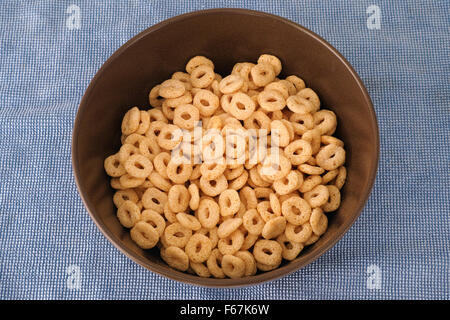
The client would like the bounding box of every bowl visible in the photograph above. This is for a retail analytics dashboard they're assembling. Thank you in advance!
[72,8,379,287]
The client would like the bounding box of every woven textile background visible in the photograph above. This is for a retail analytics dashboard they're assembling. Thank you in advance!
[0,0,448,300]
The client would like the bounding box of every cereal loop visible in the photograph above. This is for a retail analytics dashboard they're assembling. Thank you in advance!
[281,196,311,225]
[222,255,246,279]
[253,239,282,266]
[185,233,213,263]
[130,221,159,249]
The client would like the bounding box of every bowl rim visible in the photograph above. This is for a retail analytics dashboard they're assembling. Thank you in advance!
[72,8,380,288]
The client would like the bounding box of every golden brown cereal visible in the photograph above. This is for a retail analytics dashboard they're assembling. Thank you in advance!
[242,208,265,235]
[228,170,249,190]
[200,161,227,180]
[173,104,200,130]
[197,198,220,229]
[251,62,276,87]
[121,107,140,135]
[193,89,220,117]
[322,168,339,184]
[104,154,126,177]
[271,120,290,147]
[118,143,140,163]
[262,216,287,239]
[304,233,320,246]
[313,110,337,135]
[235,250,257,276]
[276,233,304,260]
[273,170,299,195]
[290,113,314,135]
[166,161,193,184]
[269,193,281,216]
[186,56,214,74]
[142,187,167,213]
[148,171,172,192]
[188,183,200,211]
[253,239,282,266]
[218,189,241,217]
[299,175,322,193]
[322,185,341,212]
[240,230,258,251]
[161,246,189,272]
[218,218,243,239]
[139,137,161,161]
[316,144,346,171]
[176,212,201,231]
[196,227,219,248]
[140,209,166,236]
[149,85,164,108]
[228,92,256,120]
[218,229,244,255]
[117,200,141,228]
[168,184,190,213]
[281,196,311,225]
[302,128,321,155]
[334,166,347,189]
[190,262,211,278]
[286,75,306,91]
[321,135,344,148]
[222,255,246,278]
[285,222,313,243]
[199,174,228,197]
[298,163,325,175]
[219,74,244,94]
[130,221,159,249]
[257,89,285,112]
[157,124,183,150]
[206,248,225,278]
[286,95,314,114]
[113,189,139,208]
[185,233,212,263]
[297,88,320,111]
[304,184,330,208]
[310,207,328,236]
[190,65,215,88]
[172,71,192,90]
[258,54,282,76]
[163,222,192,248]
[159,79,186,99]
[124,154,153,179]
[240,186,257,209]
[145,120,166,141]
[119,174,145,189]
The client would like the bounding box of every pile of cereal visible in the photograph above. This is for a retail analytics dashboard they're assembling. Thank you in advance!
[104,54,347,278]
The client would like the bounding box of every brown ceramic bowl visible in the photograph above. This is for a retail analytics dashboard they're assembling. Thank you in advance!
[72,8,379,287]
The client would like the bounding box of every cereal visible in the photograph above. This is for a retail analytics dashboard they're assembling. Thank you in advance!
[105,53,347,278]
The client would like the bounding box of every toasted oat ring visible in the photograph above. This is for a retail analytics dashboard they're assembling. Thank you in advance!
[314,110,337,135]
[249,167,271,187]
[299,175,323,193]
[136,111,150,135]
[206,248,225,278]
[117,200,141,228]
[334,166,347,189]
[322,185,341,212]
[121,107,140,135]
[258,54,282,75]
[139,137,161,162]
[163,222,192,248]
[159,79,185,99]
[188,184,200,211]
[251,62,276,87]
[186,56,214,74]
[270,120,290,147]
[240,186,257,210]
[119,174,145,189]
[253,239,282,266]
[199,174,228,197]
[304,185,330,208]
[218,189,241,217]
[185,233,212,263]
[265,81,289,99]
[228,170,248,190]
[298,163,325,175]
[113,189,139,208]
[257,200,280,222]
[145,120,166,141]
[173,104,200,130]
[256,262,280,271]
[148,85,164,108]
[193,89,220,117]
[190,262,211,278]
[286,95,315,114]
[200,161,227,180]
[285,222,313,244]
[259,153,291,181]
[118,143,140,163]
[197,198,220,229]
[172,71,192,90]
[268,193,281,216]
[146,172,170,191]
[273,170,299,196]
[124,133,146,150]
[262,216,287,240]
[321,135,344,147]
[276,233,304,260]
[104,154,126,177]
[257,89,286,112]
[286,75,306,92]
[302,128,321,155]
[281,119,295,141]
[228,92,256,120]
[166,161,193,184]
[224,165,244,180]
[110,178,125,190]
[322,168,339,184]
[243,110,271,133]
[161,246,189,272]
[316,144,346,171]
[140,209,166,236]
[163,91,193,116]
[221,255,246,279]
[219,74,244,94]
[196,227,219,248]
[235,251,257,276]
[168,184,190,213]
[218,218,243,239]
[281,196,311,225]
[176,212,201,231]
[147,108,168,124]
[242,209,265,235]
[190,65,215,88]
[124,154,153,179]
[218,229,244,255]
[254,187,273,201]
[142,187,167,213]
[152,152,170,179]
[304,233,320,246]
[157,124,183,150]
[130,221,159,249]
[240,228,258,250]
[297,88,320,111]
[310,207,328,236]
[290,113,314,135]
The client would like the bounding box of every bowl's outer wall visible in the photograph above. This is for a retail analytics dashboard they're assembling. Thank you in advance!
[73,9,379,287]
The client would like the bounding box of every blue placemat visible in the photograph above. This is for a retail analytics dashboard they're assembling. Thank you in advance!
[0,0,448,300]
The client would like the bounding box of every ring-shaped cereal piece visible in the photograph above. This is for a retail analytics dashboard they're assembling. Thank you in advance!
[218,229,244,255]
[157,124,183,150]
[265,81,289,99]
[297,88,320,111]
[243,110,271,133]
[304,233,320,246]
[240,230,258,251]
[119,174,145,189]
[219,74,244,94]
[224,165,244,180]
[139,137,161,162]
[258,54,282,76]
[190,65,215,88]
[148,108,168,123]
[168,184,190,213]
[196,227,219,248]
[299,175,322,193]
[313,109,337,135]
[124,154,153,179]
[316,143,346,171]
[161,246,189,272]
[185,233,213,263]
[262,216,287,239]
[228,92,256,120]
[242,209,265,235]
[322,185,341,212]
[121,107,140,135]
[304,185,330,208]
[322,168,339,184]
[163,222,192,248]
[290,113,314,135]
[172,71,192,90]
[197,198,220,229]
[190,262,211,278]
[104,154,126,177]
[286,75,306,92]
[118,143,140,163]
[148,85,164,108]
[281,196,311,225]
[217,218,243,239]
[176,212,201,231]
[140,209,166,236]
[239,186,257,210]
[145,120,166,141]
[276,233,304,260]
[310,207,328,236]
[251,62,276,87]
[218,189,241,217]
[268,193,281,216]
[259,153,291,181]
[130,221,159,249]
[302,128,321,155]
[285,222,313,244]
[193,89,220,117]
[186,56,214,74]
[228,170,249,190]
[200,161,227,180]
[235,251,257,276]
[206,248,225,278]
[117,200,141,228]
[136,111,150,135]
[173,104,200,130]
[252,239,282,266]
[286,95,315,114]
[142,187,168,213]
[257,89,286,112]
[152,152,170,179]
[199,174,228,197]
[113,189,139,208]
[166,160,193,184]
[321,135,344,148]
[270,120,290,147]
[257,200,280,222]
[110,178,125,190]
[273,170,299,195]
[188,184,200,211]
[298,163,325,175]
[221,255,246,279]
[281,119,295,141]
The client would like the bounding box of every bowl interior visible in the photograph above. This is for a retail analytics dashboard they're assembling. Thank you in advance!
[72,9,378,287]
